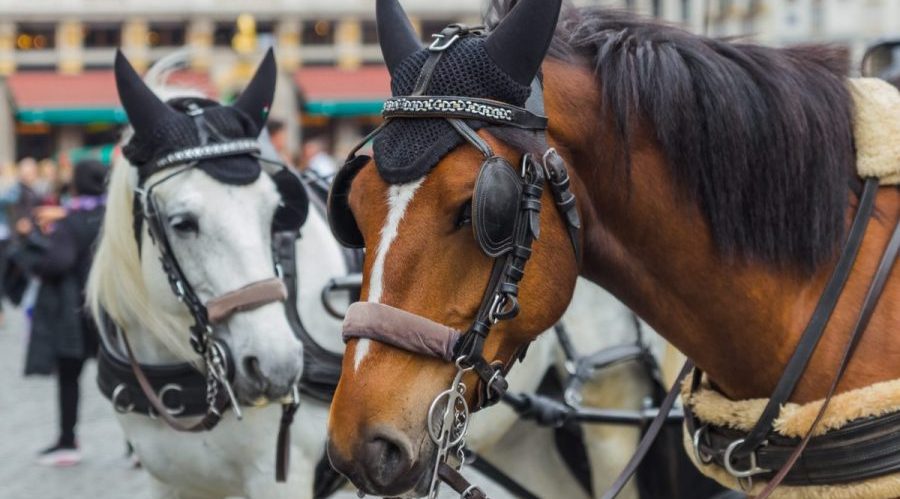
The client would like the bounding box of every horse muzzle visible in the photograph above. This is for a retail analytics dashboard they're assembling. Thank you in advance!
[328,426,434,498]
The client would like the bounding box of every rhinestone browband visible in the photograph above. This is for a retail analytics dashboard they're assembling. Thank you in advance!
[382,96,548,130]
[155,139,262,168]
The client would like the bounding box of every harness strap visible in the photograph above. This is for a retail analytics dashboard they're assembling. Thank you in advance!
[205,277,288,324]
[121,332,229,432]
[438,462,488,499]
[756,196,900,497]
[600,360,694,499]
[733,177,880,459]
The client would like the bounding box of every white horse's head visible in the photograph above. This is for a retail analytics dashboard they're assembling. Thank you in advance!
[88,50,303,404]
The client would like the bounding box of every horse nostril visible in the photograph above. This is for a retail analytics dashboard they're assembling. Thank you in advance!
[364,435,414,489]
[242,356,268,390]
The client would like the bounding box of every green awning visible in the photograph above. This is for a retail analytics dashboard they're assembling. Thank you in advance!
[303,100,384,117]
[17,99,384,125]
[16,107,129,125]
[61,144,117,166]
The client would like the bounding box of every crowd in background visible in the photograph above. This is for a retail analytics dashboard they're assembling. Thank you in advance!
[1,154,108,467]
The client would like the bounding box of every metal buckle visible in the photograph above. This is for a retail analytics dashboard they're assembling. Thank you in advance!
[112,384,135,414]
[692,426,714,464]
[429,33,460,52]
[723,438,770,490]
[487,294,505,324]
[461,485,480,499]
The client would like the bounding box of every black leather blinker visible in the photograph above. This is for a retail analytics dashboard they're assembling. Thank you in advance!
[472,156,523,257]
[327,155,370,248]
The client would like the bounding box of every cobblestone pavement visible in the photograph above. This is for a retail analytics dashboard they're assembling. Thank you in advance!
[0,308,152,499]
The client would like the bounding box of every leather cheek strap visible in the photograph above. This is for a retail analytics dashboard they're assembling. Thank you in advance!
[206,277,288,324]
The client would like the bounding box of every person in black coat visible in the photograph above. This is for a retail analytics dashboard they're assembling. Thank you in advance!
[16,159,107,466]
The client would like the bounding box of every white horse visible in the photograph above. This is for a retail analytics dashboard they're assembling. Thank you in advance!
[87,51,658,499]
[86,51,349,499]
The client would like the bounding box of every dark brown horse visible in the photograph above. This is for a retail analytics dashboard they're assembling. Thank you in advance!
[326,0,900,496]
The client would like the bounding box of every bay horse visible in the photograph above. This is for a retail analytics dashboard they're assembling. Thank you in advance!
[324,0,900,497]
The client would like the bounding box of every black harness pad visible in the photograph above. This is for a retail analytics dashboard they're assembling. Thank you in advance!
[327,155,370,248]
[473,156,522,257]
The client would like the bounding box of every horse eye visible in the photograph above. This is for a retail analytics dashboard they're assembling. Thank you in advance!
[456,201,472,229]
[169,214,199,234]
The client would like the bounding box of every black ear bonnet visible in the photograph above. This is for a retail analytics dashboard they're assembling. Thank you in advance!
[122,98,263,186]
[373,37,532,184]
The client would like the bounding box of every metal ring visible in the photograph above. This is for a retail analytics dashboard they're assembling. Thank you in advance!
[723,438,770,479]
[112,384,135,414]
[692,426,714,465]
[158,384,185,416]
[427,389,470,446]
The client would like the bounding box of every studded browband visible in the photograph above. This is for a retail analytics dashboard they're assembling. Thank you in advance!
[382,96,548,129]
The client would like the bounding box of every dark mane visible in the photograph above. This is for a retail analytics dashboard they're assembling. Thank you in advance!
[487,1,856,272]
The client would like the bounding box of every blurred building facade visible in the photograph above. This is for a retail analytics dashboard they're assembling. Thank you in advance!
[0,0,896,163]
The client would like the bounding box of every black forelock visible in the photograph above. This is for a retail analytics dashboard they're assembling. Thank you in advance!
[123,97,263,186]
[373,36,532,184]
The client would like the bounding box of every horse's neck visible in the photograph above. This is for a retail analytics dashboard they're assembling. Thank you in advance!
[545,60,900,403]
[294,209,347,354]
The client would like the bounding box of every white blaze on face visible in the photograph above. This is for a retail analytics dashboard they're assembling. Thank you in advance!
[354,179,425,371]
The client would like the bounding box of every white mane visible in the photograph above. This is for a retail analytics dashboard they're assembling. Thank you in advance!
[86,51,207,362]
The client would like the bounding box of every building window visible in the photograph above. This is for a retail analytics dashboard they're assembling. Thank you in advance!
[362,20,379,45]
[16,23,55,50]
[302,20,334,45]
[84,23,121,48]
[149,22,187,47]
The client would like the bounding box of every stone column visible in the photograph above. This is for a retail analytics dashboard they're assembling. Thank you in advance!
[0,78,15,163]
[276,19,301,72]
[335,18,362,71]
[57,20,84,75]
[121,19,150,72]
[187,18,213,71]
[0,22,15,76]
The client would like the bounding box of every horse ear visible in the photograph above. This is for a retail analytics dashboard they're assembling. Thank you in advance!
[377,0,421,73]
[114,50,177,137]
[485,0,562,85]
[232,48,277,133]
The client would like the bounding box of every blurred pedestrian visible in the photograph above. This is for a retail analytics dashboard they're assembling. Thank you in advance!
[14,159,107,467]
[0,162,20,323]
[266,118,292,166]
[301,137,337,178]
[36,158,60,202]
[11,158,42,234]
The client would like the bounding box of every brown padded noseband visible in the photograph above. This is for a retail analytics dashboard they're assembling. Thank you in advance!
[206,277,288,324]
[343,302,462,362]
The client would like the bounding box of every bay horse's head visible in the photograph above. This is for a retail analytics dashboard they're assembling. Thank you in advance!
[92,50,308,405]
[325,0,579,495]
